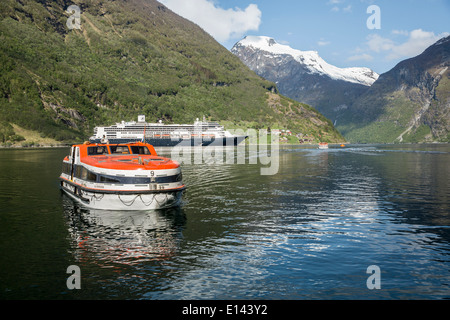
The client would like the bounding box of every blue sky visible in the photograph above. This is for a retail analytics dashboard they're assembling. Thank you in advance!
[160,0,449,74]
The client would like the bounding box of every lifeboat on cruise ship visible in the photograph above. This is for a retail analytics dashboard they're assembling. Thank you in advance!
[59,142,185,210]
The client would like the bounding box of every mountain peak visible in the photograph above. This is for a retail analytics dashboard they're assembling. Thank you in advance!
[233,36,379,86]
[433,35,450,47]
[237,35,319,58]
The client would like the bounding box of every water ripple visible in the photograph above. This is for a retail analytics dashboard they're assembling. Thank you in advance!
[1,145,449,299]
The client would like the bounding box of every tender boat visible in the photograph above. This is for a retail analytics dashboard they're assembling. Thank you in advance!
[318,142,329,149]
[59,141,185,210]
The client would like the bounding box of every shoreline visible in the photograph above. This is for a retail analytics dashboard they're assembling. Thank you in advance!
[1,141,448,150]
[0,143,73,149]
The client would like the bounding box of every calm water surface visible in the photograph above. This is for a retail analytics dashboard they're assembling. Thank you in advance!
[0,144,449,299]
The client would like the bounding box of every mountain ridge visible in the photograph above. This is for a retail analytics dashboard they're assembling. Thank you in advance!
[338,35,450,143]
[231,36,379,130]
[0,0,344,144]
[232,36,379,86]
[232,34,450,143]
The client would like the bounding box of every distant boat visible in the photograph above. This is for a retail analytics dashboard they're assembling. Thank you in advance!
[318,142,329,149]
[89,115,247,147]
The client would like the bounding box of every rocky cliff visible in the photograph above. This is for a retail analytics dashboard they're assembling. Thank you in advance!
[231,36,379,126]
[232,35,450,143]
[338,36,450,143]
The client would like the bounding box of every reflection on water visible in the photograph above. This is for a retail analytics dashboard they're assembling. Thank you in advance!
[0,145,449,299]
[62,195,187,267]
[139,145,450,299]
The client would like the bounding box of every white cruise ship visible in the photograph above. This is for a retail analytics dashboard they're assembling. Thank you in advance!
[89,115,247,147]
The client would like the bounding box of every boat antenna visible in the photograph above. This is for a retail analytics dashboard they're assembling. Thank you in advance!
[143,121,146,143]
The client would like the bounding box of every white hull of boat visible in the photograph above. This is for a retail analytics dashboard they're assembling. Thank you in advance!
[61,181,183,211]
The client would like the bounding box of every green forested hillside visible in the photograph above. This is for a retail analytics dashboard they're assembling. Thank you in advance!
[0,0,344,144]
[336,36,450,143]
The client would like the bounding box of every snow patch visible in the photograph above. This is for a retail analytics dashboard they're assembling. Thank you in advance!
[235,36,379,86]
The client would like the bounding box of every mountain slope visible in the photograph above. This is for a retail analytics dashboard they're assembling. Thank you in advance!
[338,36,450,143]
[0,0,344,144]
[233,36,378,86]
[231,36,379,123]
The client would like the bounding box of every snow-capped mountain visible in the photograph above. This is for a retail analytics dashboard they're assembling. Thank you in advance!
[232,36,378,86]
[231,36,379,125]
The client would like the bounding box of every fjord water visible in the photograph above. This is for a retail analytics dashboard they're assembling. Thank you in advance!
[0,144,449,300]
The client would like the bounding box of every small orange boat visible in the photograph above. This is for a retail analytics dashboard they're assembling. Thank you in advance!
[59,141,185,210]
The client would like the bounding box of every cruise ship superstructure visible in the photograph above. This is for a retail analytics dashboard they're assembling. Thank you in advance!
[89,115,247,147]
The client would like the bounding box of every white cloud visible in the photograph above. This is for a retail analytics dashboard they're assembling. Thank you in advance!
[159,0,261,43]
[317,40,331,46]
[391,30,409,36]
[366,29,449,60]
[387,29,449,60]
[366,34,394,53]
[343,5,352,12]
[327,0,352,13]
[347,53,373,62]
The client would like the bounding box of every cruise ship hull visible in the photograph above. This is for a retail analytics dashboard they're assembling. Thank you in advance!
[90,136,247,147]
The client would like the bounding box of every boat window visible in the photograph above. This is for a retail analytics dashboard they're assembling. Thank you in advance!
[61,162,71,175]
[99,175,120,183]
[130,146,151,155]
[109,146,130,154]
[155,173,183,183]
[81,167,88,180]
[87,171,97,182]
[74,165,81,178]
[88,146,109,155]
